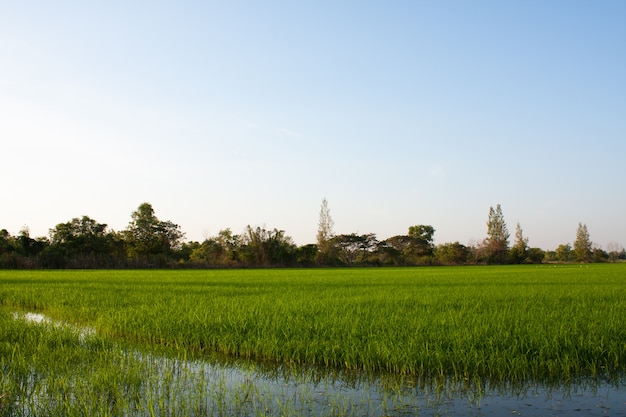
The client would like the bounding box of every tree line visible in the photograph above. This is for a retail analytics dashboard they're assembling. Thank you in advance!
[0,201,624,269]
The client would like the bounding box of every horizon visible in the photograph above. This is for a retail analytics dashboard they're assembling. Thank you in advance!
[1,200,621,253]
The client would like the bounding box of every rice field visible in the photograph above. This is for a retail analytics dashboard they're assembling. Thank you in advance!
[1,265,625,415]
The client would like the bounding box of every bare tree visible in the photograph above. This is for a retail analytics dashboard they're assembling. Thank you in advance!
[607,241,625,262]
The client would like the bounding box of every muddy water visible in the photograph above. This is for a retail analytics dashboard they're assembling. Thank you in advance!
[12,312,626,416]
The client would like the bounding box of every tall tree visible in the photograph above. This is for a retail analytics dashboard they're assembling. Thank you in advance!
[509,222,528,263]
[124,202,184,264]
[485,204,509,264]
[573,223,592,262]
[316,198,335,264]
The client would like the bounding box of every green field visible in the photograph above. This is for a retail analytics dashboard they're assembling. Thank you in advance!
[1,265,626,415]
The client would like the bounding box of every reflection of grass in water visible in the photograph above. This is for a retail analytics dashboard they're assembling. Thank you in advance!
[1,310,625,416]
[2,311,425,416]
[0,311,485,416]
[1,311,144,415]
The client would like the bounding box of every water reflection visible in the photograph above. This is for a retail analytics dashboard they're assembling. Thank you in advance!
[141,349,626,417]
[11,311,626,416]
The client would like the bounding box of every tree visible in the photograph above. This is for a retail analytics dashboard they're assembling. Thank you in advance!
[331,233,378,265]
[382,225,436,265]
[0,229,19,268]
[316,198,335,265]
[189,239,221,265]
[46,216,113,267]
[573,223,592,263]
[0,229,12,256]
[375,239,404,266]
[435,242,470,265]
[124,203,185,265]
[0,227,49,268]
[16,226,47,258]
[407,225,436,257]
[509,223,528,263]
[216,228,243,265]
[555,243,572,262]
[526,247,545,264]
[592,246,609,263]
[606,242,625,262]
[296,244,318,266]
[189,228,243,266]
[379,235,414,266]
[485,204,509,264]
[241,225,296,267]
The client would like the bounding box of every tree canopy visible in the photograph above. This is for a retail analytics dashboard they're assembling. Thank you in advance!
[0,201,621,269]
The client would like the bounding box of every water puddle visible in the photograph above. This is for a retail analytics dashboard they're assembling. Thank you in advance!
[10,311,626,416]
[12,311,96,341]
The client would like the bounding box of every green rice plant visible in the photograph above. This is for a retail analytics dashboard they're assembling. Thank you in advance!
[1,265,625,391]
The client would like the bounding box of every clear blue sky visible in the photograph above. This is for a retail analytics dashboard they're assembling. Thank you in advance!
[1,1,625,250]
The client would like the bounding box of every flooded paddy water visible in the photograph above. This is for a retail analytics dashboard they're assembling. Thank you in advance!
[5,311,626,416]
[135,355,626,417]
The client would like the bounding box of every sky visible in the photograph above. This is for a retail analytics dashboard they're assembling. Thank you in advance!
[1,1,625,251]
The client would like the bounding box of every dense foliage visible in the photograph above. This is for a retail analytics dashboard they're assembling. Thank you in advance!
[0,202,624,268]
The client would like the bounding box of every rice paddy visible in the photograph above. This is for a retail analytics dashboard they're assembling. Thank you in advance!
[1,265,625,415]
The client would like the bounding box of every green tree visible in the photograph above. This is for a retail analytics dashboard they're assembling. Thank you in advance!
[189,228,243,266]
[216,228,243,265]
[332,233,378,265]
[296,244,318,266]
[555,243,572,262]
[526,247,545,264]
[382,225,436,265]
[2,227,49,268]
[485,204,509,264]
[435,242,470,265]
[379,235,414,266]
[189,239,222,265]
[178,241,201,262]
[592,246,609,263]
[17,227,48,257]
[407,225,436,257]
[124,202,184,265]
[46,216,113,267]
[241,225,296,267]
[0,229,19,268]
[573,223,592,263]
[374,239,404,266]
[509,222,528,263]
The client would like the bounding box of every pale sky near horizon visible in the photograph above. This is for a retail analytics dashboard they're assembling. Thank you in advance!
[1,1,625,251]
